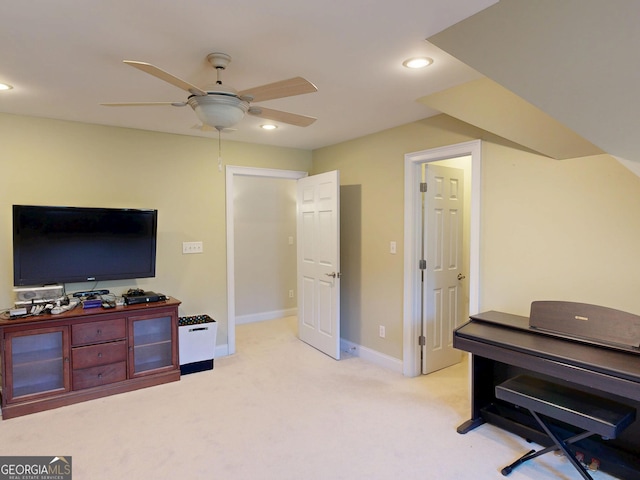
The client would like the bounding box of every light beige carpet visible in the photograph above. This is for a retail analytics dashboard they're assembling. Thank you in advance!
[0,316,617,479]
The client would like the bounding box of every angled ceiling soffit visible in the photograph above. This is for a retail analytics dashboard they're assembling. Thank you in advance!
[418,78,604,160]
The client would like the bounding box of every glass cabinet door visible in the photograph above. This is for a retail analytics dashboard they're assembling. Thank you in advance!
[6,327,70,402]
[129,315,175,376]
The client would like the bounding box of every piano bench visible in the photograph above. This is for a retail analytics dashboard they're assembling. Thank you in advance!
[495,375,636,480]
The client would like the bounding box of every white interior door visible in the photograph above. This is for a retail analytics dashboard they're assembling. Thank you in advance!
[422,164,464,373]
[297,170,340,359]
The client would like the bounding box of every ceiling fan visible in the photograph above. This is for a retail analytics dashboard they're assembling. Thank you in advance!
[102,52,318,131]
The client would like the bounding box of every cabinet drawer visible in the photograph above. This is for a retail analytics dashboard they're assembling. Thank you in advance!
[72,319,126,345]
[72,340,127,369]
[72,361,127,390]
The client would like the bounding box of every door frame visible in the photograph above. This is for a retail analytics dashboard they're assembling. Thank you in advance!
[403,140,482,376]
[225,166,307,355]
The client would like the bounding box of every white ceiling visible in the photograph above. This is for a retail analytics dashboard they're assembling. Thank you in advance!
[0,0,496,150]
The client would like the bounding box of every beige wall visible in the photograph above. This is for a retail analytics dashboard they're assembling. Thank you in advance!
[233,176,297,319]
[312,116,486,359]
[5,112,640,362]
[0,113,312,347]
[313,114,640,359]
[480,140,640,314]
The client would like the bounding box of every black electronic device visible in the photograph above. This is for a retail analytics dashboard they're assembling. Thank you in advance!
[82,299,103,309]
[123,291,167,305]
[13,205,157,286]
[126,288,145,296]
[73,289,110,298]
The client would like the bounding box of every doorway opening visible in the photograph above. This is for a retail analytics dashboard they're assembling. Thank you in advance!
[225,166,307,355]
[403,140,482,377]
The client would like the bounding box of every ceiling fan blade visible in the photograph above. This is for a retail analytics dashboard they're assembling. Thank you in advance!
[238,77,317,102]
[123,61,207,96]
[101,102,187,107]
[248,106,316,127]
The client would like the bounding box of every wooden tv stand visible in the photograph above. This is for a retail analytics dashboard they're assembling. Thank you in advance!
[0,297,181,420]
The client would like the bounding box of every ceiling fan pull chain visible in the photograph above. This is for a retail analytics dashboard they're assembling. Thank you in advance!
[217,128,223,172]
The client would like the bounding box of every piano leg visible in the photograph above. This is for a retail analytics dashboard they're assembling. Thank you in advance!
[457,417,486,434]
[457,354,495,434]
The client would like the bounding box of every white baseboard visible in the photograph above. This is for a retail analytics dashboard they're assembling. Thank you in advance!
[215,344,229,359]
[340,339,403,374]
[235,308,298,325]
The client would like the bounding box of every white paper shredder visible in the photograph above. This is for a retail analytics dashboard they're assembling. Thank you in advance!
[178,315,217,375]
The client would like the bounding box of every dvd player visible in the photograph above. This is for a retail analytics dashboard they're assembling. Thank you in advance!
[123,291,167,305]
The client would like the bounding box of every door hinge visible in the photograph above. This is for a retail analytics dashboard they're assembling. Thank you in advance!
[419,259,426,270]
[418,335,426,346]
[419,182,428,193]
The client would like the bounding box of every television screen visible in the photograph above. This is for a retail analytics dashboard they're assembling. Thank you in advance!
[13,205,158,286]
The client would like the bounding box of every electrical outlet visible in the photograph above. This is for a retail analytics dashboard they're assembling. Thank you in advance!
[379,325,386,338]
[289,290,294,298]
[390,241,397,254]
[182,241,203,254]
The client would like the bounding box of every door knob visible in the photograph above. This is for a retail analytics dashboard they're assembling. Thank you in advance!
[457,273,466,280]
[325,272,342,278]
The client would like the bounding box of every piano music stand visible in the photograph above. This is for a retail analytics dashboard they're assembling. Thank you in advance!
[495,375,636,479]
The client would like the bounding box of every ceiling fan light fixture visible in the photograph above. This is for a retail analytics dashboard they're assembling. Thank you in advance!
[105,52,318,130]
[187,95,249,129]
[402,57,433,69]
[260,124,277,130]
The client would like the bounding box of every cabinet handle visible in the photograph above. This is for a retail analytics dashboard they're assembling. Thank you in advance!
[98,373,103,379]
[97,352,103,358]
[97,329,102,335]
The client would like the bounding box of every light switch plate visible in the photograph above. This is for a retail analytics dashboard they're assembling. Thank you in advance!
[183,241,203,254]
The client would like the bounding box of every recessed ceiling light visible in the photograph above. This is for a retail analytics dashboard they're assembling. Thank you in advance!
[0,83,13,91]
[402,57,433,69]
[260,124,277,130]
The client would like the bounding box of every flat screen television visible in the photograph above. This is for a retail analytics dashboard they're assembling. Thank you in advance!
[13,205,158,286]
